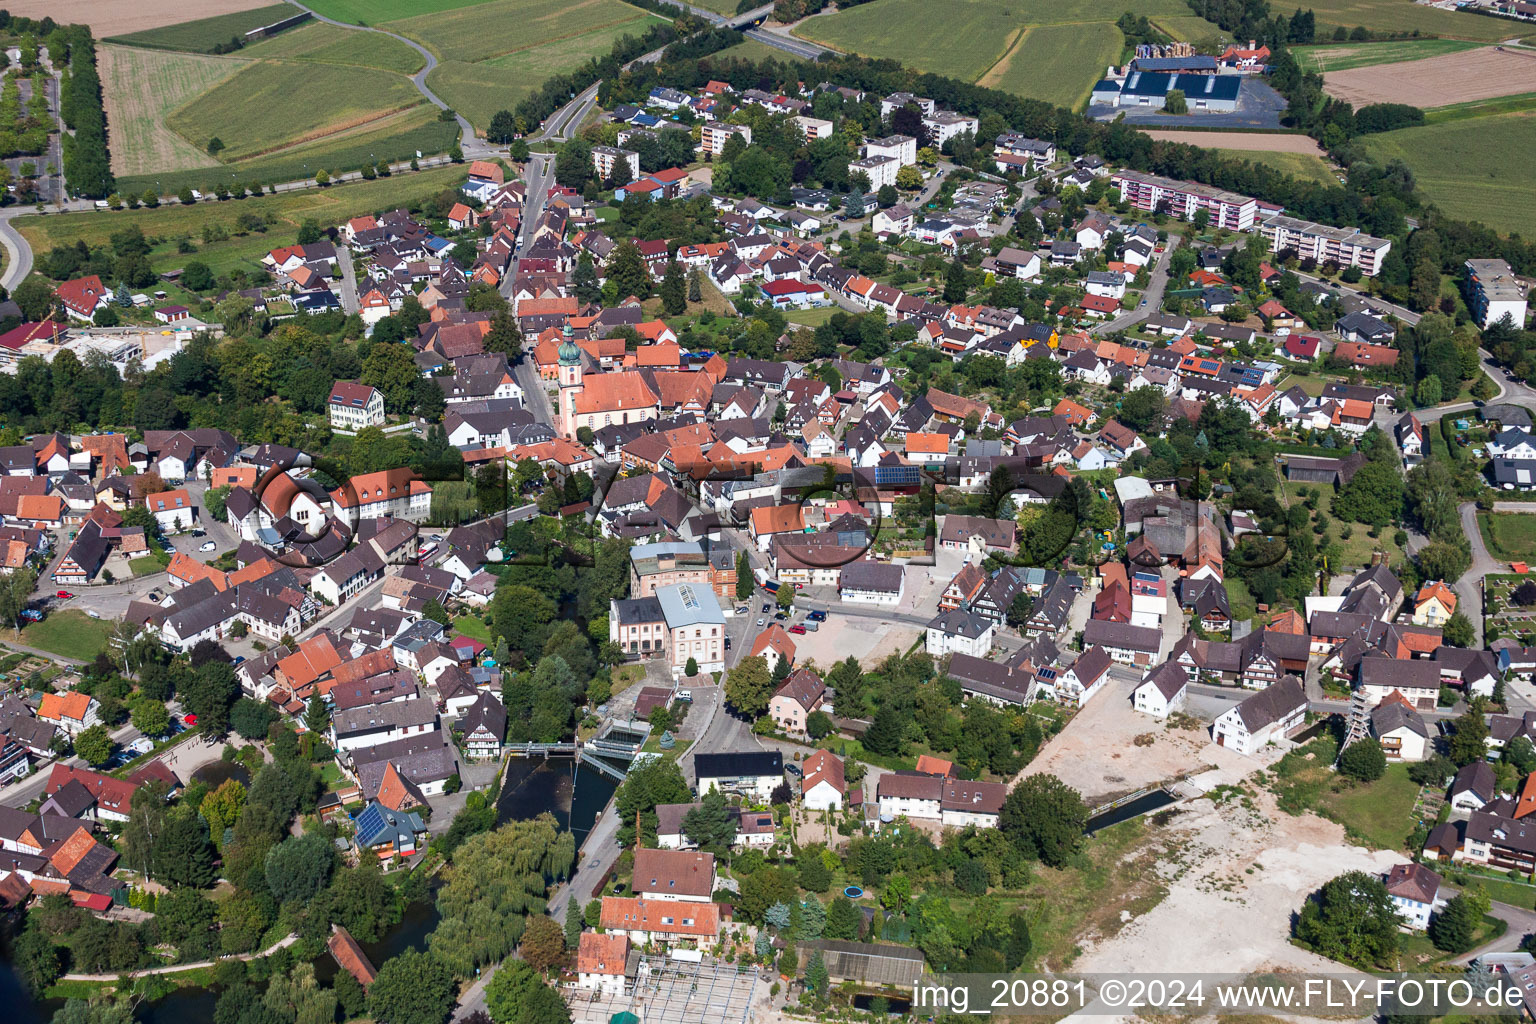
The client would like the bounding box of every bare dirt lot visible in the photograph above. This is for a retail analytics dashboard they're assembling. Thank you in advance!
[1016,673,1241,803]
[1141,130,1327,155]
[9,0,275,37]
[1324,45,1536,108]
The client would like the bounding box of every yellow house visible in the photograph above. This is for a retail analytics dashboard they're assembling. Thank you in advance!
[1412,581,1457,627]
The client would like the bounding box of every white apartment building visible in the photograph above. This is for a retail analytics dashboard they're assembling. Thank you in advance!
[592,146,640,181]
[1466,258,1529,329]
[1110,169,1257,231]
[699,121,752,156]
[849,155,898,190]
[863,134,916,166]
[328,381,386,430]
[923,112,979,146]
[1259,215,1393,277]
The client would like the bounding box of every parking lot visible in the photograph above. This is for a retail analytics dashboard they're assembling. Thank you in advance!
[566,955,760,1024]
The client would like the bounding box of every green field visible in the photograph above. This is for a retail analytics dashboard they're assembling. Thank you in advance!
[238,21,426,73]
[301,0,498,25]
[15,611,114,661]
[17,164,465,278]
[1212,148,1337,183]
[1295,37,1483,72]
[116,106,460,197]
[1150,13,1227,42]
[104,5,296,52]
[1316,763,1422,850]
[390,0,665,129]
[164,59,425,162]
[713,37,805,63]
[795,0,1188,106]
[1361,111,1536,238]
[1479,512,1536,562]
[983,22,1124,109]
[1301,0,1517,39]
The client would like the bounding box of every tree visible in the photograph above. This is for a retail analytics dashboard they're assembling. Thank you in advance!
[683,790,737,851]
[519,914,567,973]
[659,260,687,315]
[1163,89,1188,114]
[862,705,905,756]
[1416,374,1443,407]
[688,269,703,304]
[606,240,650,300]
[13,923,61,995]
[155,808,216,888]
[1339,738,1387,782]
[73,724,113,766]
[485,960,571,1024]
[999,774,1087,867]
[1443,611,1475,649]
[826,895,861,940]
[563,897,582,949]
[1448,702,1490,765]
[776,585,794,612]
[367,949,456,1024]
[804,949,830,1000]
[130,696,169,738]
[488,109,517,143]
[1294,871,1399,967]
[895,165,922,190]
[200,777,246,841]
[1429,893,1479,953]
[724,655,774,718]
[230,698,277,741]
[684,656,698,678]
[265,832,335,904]
[1332,459,1404,528]
[736,550,753,601]
[943,252,969,303]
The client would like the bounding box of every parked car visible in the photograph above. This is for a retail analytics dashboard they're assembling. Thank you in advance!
[788,624,807,634]
[55,590,73,599]
[807,610,826,622]
[198,541,216,552]
[757,618,765,627]
[761,603,771,612]
[676,690,692,703]
[784,764,802,777]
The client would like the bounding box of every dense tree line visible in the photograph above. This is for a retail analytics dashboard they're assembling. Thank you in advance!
[57,24,113,198]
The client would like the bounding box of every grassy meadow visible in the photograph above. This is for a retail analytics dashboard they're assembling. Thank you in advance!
[99,44,245,178]
[237,21,426,73]
[104,4,294,52]
[1301,0,1516,39]
[1211,148,1338,183]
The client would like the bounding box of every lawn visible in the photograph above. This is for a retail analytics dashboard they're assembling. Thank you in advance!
[104,4,295,52]
[1295,37,1483,72]
[14,611,115,660]
[1316,763,1422,850]
[98,44,245,178]
[1212,148,1337,184]
[1478,512,1536,562]
[452,615,492,643]
[713,37,804,63]
[302,0,499,25]
[164,59,426,163]
[796,0,1187,101]
[1276,372,1327,397]
[983,22,1125,109]
[1301,0,1516,39]
[129,556,166,577]
[115,107,459,198]
[391,0,665,129]
[784,306,840,327]
[238,21,426,74]
[1281,479,1403,572]
[1361,111,1536,239]
[16,164,466,278]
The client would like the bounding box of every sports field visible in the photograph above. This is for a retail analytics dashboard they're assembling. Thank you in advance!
[165,60,424,163]
[238,21,426,73]
[17,164,466,277]
[1295,37,1482,72]
[981,23,1124,109]
[98,44,245,177]
[1301,0,1516,40]
[1361,111,1536,238]
[794,0,1190,106]
[394,0,666,129]
[103,4,294,51]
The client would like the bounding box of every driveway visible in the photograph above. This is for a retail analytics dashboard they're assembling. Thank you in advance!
[1458,501,1498,648]
[1452,896,1536,964]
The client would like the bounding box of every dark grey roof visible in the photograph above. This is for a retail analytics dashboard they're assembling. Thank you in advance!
[1233,676,1306,732]
[1082,619,1160,652]
[1370,700,1428,739]
[694,750,783,779]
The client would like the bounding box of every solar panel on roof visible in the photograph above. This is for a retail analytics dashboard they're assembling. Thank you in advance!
[354,803,386,839]
[874,465,920,486]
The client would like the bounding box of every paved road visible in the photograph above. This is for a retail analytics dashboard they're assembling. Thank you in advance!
[1459,500,1497,648]
[744,25,830,59]
[1452,895,1536,965]
[336,247,360,314]
[0,210,34,290]
[1092,244,1172,336]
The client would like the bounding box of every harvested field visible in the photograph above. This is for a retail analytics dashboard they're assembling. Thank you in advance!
[101,4,293,51]
[237,21,425,74]
[1142,130,1326,155]
[1324,46,1536,108]
[19,0,277,38]
[164,59,424,163]
[98,44,245,178]
[1295,37,1482,72]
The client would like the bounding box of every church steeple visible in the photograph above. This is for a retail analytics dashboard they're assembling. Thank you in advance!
[557,320,580,366]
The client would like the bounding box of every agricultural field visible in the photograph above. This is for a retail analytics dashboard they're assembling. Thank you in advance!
[981,23,1124,109]
[237,21,426,74]
[1361,110,1536,238]
[115,105,460,197]
[102,3,294,51]
[1322,46,1536,108]
[1294,37,1482,72]
[300,0,498,25]
[399,0,668,129]
[1301,0,1517,40]
[1211,148,1337,183]
[164,60,425,163]
[98,44,245,178]
[1142,129,1336,181]
[1149,14,1228,43]
[16,164,465,278]
[795,0,1188,106]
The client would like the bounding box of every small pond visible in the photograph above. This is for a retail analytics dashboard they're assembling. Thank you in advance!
[190,760,252,789]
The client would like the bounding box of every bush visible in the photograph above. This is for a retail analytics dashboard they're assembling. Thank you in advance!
[1339,738,1386,782]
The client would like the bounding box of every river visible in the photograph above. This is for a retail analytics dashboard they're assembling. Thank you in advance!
[4,756,617,1023]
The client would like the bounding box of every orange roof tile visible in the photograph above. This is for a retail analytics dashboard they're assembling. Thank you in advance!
[39,692,93,723]
[750,504,805,537]
[1416,581,1457,613]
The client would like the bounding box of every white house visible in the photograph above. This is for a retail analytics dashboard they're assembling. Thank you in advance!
[328,381,386,431]
[144,488,195,533]
[1385,862,1442,931]
[1211,676,1306,755]
[576,933,629,997]
[839,561,905,606]
[800,750,846,811]
[1370,696,1430,762]
[1132,661,1187,719]
[925,608,994,658]
[1055,646,1113,707]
